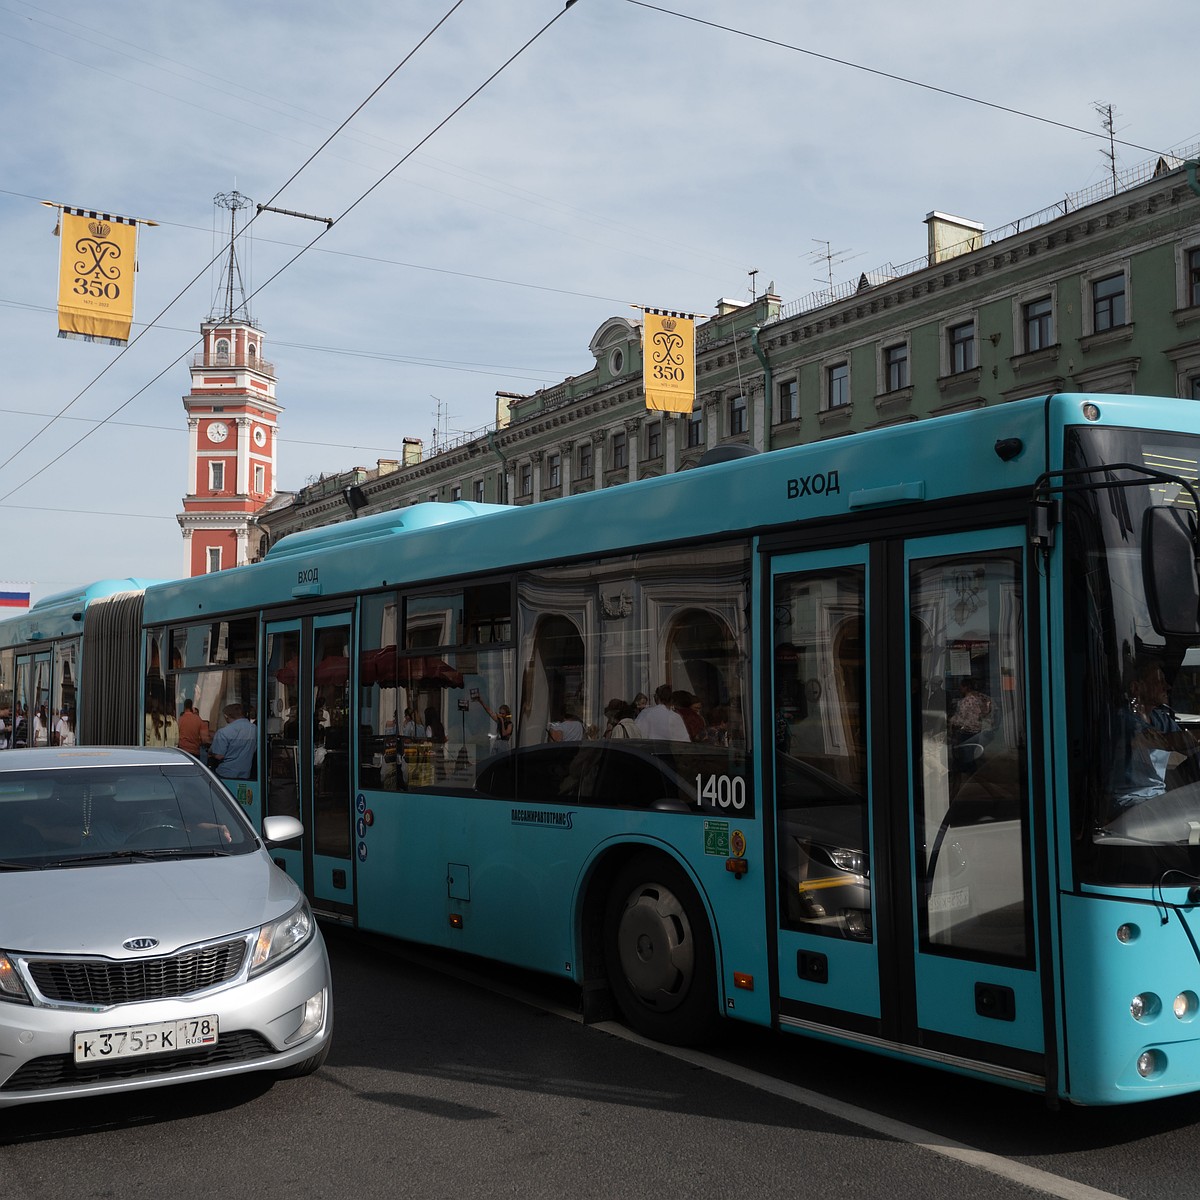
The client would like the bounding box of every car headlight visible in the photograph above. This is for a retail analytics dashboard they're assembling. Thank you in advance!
[0,952,32,1004]
[249,899,315,977]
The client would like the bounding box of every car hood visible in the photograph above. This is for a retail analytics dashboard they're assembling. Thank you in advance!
[0,852,302,956]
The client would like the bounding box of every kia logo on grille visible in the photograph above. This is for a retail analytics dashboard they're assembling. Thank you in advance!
[122,937,159,952]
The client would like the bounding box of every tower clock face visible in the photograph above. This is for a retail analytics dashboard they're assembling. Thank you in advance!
[208,421,229,444]
[253,425,267,447]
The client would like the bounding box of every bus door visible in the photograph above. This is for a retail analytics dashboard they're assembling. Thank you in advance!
[14,650,51,747]
[771,528,1043,1080]
[263,613,356,919]
[771,547,880,1027]
[902,528,1042,1075]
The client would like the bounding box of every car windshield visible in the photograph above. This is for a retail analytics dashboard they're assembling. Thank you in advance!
[1064,425,1200,886]
[0,764,256,866]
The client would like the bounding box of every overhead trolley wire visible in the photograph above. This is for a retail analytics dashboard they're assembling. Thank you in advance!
[625,0,1173,160]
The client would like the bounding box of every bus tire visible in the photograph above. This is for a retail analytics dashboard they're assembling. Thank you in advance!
[602,852,718,1046]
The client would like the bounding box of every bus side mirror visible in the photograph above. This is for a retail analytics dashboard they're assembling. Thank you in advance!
[1143,506,1200,638]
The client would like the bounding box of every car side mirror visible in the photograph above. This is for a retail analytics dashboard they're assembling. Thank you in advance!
[1143,506,1200,638]
[262,814,304,844]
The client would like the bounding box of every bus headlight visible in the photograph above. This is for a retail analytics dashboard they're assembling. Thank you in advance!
[1137,1049,1165,1079]
[1174,992,1198,1021]
[1131,993,1160,1022]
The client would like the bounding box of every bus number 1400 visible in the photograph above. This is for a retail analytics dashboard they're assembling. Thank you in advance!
[695,774,746,810]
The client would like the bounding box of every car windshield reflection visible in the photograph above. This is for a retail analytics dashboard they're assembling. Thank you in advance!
[0,766,255,866]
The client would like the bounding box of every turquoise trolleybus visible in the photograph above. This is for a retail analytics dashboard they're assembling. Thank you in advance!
[7,392,1200,1106]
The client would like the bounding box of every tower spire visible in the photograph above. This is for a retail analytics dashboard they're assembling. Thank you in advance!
[212,190,253,322]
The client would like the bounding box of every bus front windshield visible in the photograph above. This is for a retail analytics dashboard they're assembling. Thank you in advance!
[1065,425,1200,887]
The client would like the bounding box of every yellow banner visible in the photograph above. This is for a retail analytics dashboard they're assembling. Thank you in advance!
[643,309,695,414]
[57,209,139,345]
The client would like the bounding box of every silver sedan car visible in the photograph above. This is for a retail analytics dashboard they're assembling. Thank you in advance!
[0,747,332,1107]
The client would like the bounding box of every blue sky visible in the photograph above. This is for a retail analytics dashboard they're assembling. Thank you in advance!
[0,0,1193,604]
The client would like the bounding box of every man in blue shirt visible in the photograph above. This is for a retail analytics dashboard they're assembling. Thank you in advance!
[208,703,257,784]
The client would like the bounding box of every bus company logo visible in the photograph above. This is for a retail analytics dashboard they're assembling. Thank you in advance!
[511,808,574,830]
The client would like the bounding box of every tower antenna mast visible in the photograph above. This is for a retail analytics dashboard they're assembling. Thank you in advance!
[213,191,253,321]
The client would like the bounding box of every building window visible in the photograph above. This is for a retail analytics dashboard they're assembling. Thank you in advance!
[884,343,909,392]
[827,361,850,409]
[776,378,798,423]
[451,484,462,501]
[949,321,976,373]
[1022,296,1054,352]
[247,343,257,363]
[209,461,224,491]
[728,394,747,435]
[578,440,593,478]
[518,463,533,497]
[547,453,561,488]
[646,421,661,460]
[206,547,221,574]
[474,479,485,503]
[254,464,265,494]
[1092,272,1126,332]
[608,347,625,376]
[214,339,230,364]
[612,430,627,470]
[1191,375,1200,402]
[686,406,704,448]
[1188,247,1200,308]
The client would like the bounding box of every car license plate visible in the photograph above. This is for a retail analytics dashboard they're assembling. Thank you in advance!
[73,1016,219,1064]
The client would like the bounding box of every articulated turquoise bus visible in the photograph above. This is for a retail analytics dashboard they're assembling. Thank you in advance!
[0,580,156,749]
[7,393,1200,1105]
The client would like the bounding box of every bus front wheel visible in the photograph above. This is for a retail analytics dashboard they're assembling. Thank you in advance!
[602,852,718,1046]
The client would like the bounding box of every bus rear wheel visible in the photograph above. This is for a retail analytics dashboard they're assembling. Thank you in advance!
[602,852,718,1046]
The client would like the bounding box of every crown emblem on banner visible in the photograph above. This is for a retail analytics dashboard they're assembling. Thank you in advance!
[661,316,677,331]
[88,220,111,238]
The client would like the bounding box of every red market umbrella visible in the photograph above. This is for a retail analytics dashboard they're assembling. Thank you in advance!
[315,655,349,687]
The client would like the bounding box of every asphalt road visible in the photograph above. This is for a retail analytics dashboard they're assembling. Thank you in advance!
[3,925,1198,1200]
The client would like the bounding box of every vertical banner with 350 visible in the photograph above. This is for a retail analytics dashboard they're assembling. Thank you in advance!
[642,307,695,414]
[56,208,139,345]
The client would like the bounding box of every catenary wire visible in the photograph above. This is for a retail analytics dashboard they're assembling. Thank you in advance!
[625,0,1173,159]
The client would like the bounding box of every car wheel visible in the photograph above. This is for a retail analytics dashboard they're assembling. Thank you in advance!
[603,852,718,1046]
[275,1039,330,1079]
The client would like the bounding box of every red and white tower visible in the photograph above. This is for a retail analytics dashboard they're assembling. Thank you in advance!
[178,193,281,576]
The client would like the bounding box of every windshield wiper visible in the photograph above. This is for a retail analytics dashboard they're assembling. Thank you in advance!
[36,849,168,868]
[0,858,41,871]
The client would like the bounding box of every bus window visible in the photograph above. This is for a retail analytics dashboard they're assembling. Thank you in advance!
[910,551,1030,962]
[513,542,751,809]
[774,567,870,940]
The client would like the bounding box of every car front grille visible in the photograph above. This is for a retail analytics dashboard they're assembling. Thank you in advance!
[26,938,249,1006]
[0,1031,275,1092]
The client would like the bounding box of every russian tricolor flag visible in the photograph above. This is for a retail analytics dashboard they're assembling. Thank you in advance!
[0,591,30,609]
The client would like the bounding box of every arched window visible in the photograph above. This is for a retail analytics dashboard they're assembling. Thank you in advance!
[214,338,230,365]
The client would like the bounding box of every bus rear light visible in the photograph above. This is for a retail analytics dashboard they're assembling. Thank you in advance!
[1174,992,1197,1021]
[1116,923,1140,943]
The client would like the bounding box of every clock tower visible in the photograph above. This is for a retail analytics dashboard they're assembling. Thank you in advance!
[178,193,281,575]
